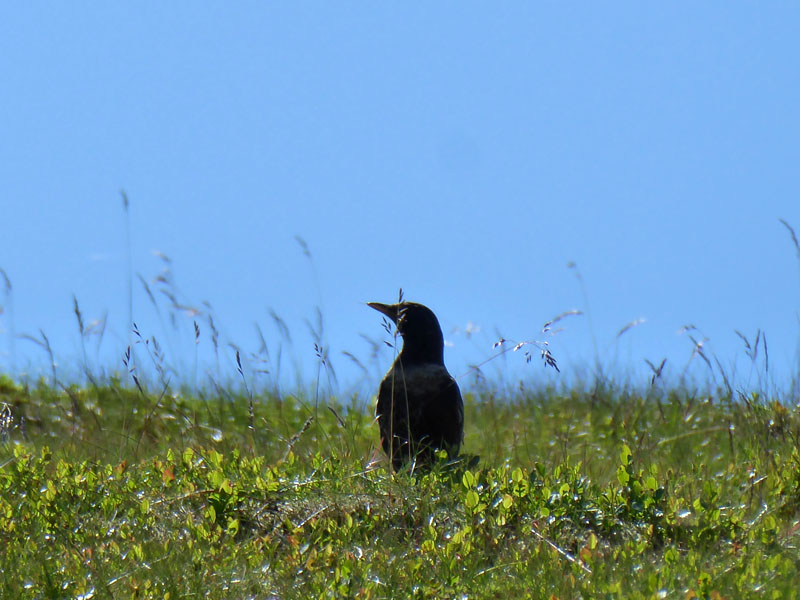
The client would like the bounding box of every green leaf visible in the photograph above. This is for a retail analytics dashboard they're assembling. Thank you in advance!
[462,470,476,489]
[620,444,632,467]
[617,465,630,486]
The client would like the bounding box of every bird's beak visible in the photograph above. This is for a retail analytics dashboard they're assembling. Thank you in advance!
[367,302,399,322]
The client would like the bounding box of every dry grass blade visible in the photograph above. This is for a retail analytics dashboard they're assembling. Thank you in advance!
[207,314,220,353]
[294,235,311,258]
[254,323,269,357]
[131,373,144,394]
[779,218,800,261]
[153,250,172,265]
[40,329,57,385]
[235,349,244,376]
[688,335,714,374]
[19,333,45,349]
[616,318,646,338]
[137,273,158,308]
[341,350,368,375]
[327,405,345,427]
[644,358,667,386]
[543,309,583,330]
[380,317,395,338]
[282,416,314,461]
[359,332,383,365]
[269,309,292,344]
[713,355,732,396]
[231,345,256,436]
[644,358,666,377]
[529,525,592,575]
[84,311,108,337]
[72,295,85,337]
[734,330,752,352]
[0,267,11,292]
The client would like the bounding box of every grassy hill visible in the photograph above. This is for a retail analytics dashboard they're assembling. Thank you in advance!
[1,373,799,599]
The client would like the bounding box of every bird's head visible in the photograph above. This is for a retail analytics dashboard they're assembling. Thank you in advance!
[367,301,445,362]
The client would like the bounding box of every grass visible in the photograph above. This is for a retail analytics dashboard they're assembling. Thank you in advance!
[1,371,800,599]
[1,214,799,598]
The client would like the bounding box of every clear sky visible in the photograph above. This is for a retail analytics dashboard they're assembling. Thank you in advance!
[1,4,799,396]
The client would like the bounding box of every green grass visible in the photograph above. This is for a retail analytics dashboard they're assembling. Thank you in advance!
[2,373,800,599]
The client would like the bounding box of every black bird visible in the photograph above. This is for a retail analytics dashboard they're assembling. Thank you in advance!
[368,301,464,471]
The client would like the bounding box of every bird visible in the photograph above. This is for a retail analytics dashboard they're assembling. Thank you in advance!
[368,300,464,471]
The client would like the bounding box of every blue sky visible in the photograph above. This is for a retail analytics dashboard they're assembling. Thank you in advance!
[1,4,799,395]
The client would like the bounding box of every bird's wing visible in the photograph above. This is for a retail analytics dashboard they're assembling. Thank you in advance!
[419,372,463,447]
[381,364,464,448]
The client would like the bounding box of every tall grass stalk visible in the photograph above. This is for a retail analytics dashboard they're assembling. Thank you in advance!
[0,268,14,378]
[122,190,135,373]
